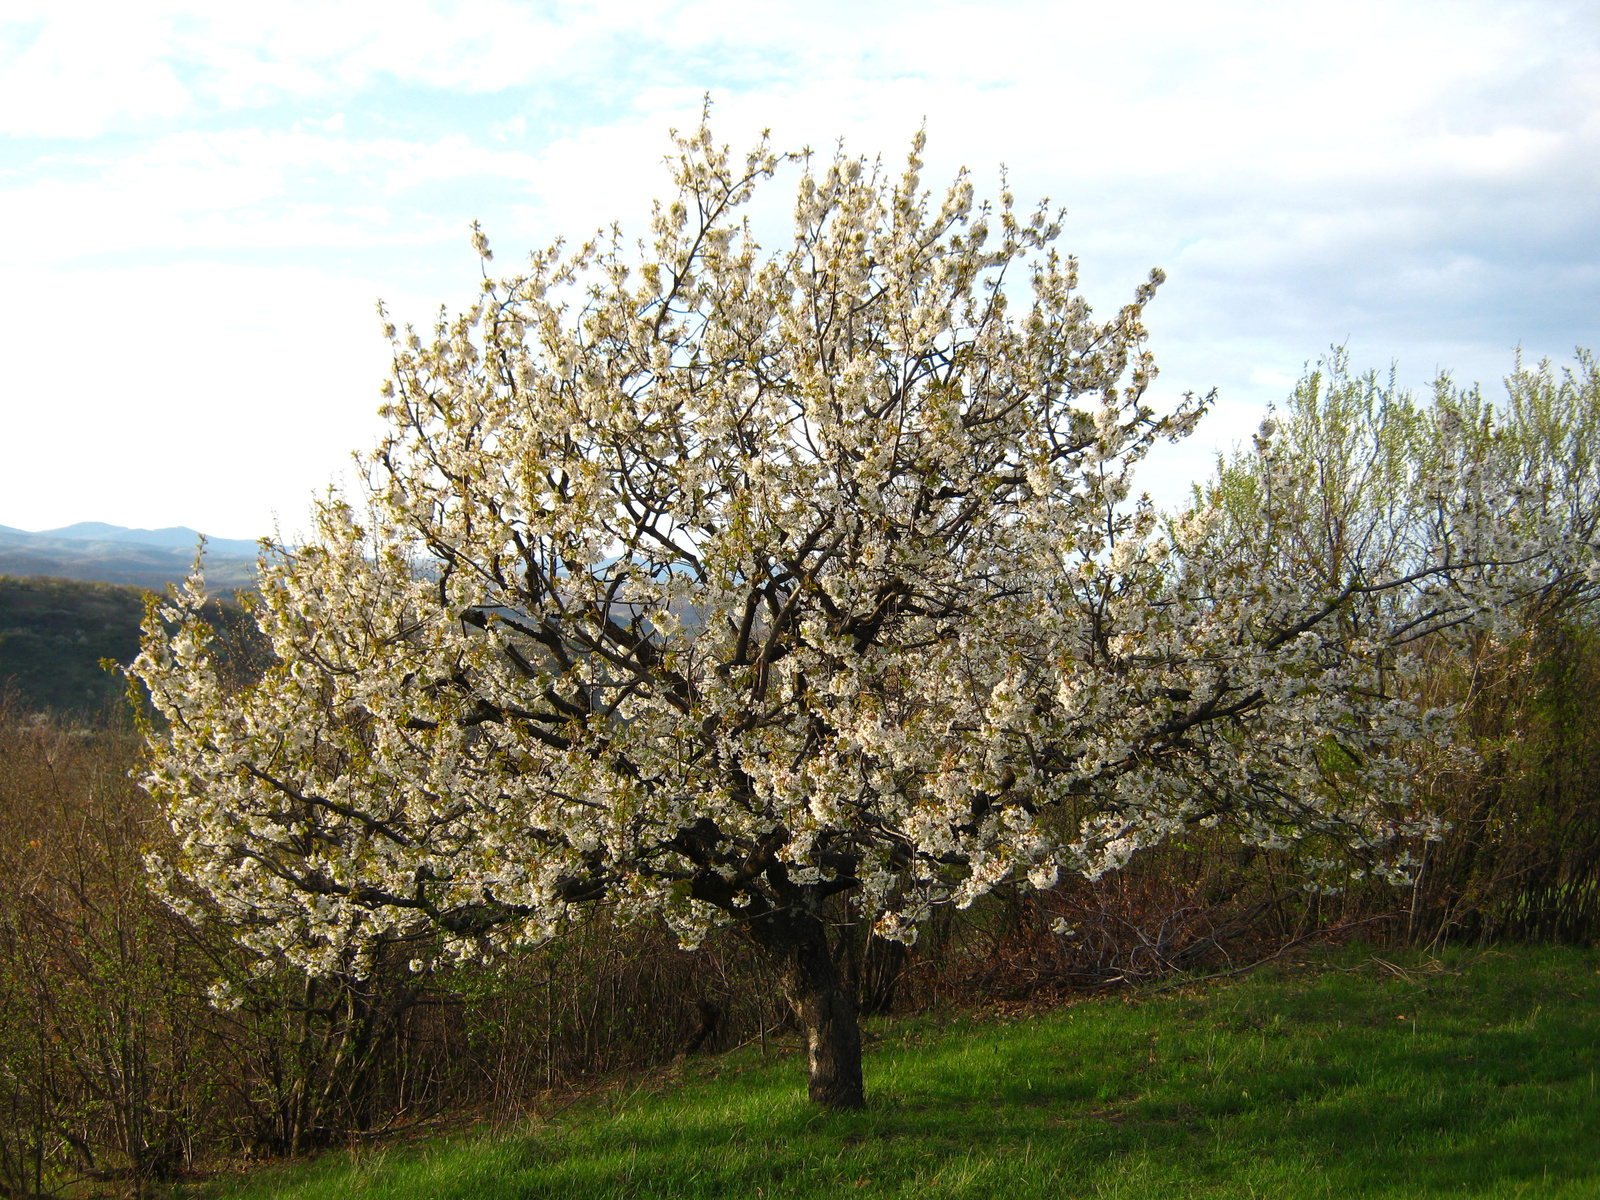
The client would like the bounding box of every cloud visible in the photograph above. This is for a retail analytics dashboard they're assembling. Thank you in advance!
[0,126,566,268]
[0,6,190,136]
[0,261,404,539]
[1,0,666,137]
[1,0,1596,533]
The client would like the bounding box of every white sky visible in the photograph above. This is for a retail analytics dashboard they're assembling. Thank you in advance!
[2,0,1596,540]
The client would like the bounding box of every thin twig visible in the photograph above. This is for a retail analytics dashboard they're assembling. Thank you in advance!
[1140,915,1396,995]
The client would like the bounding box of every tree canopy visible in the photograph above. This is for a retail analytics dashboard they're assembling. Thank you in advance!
[131,117,1598,1107]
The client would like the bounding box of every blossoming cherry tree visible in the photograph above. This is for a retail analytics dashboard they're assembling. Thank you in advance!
[133,120,1592,1108]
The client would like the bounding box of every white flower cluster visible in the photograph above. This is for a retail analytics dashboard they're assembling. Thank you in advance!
[129,122,1598,977]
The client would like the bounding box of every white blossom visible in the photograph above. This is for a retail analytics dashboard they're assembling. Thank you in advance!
[129,120,1597,986]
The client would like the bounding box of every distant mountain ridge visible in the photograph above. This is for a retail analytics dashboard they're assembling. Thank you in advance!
[31,522,263,558]
[0,522,263,592]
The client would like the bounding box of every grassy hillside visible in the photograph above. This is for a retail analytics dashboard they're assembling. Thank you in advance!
[0,575,150,713]
[204,945,1600,1200]
[0,575,260,715]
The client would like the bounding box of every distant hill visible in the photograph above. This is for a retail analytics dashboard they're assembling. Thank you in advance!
[0,576,150,714]
[0,575,264,717]
[0,523,261,592]
[37,522,262,558]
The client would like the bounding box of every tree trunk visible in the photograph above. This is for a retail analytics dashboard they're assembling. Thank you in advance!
[745,908,865,1109]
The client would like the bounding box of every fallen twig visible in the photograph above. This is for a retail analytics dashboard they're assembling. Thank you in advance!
[1141,916,1397,995]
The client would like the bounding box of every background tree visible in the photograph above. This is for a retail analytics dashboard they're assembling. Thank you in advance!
[131,117,1596,1109]
[1197,348,1600,938]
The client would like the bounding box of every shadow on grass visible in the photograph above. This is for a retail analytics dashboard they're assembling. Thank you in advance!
[205,945,1600,1200]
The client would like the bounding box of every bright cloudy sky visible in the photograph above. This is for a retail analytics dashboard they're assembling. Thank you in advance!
[2,0,1596,540]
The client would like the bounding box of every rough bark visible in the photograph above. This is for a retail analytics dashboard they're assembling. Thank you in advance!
[745,907,865,1109]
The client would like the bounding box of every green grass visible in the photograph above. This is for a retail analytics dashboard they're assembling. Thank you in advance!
[197,944,1600,1199]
